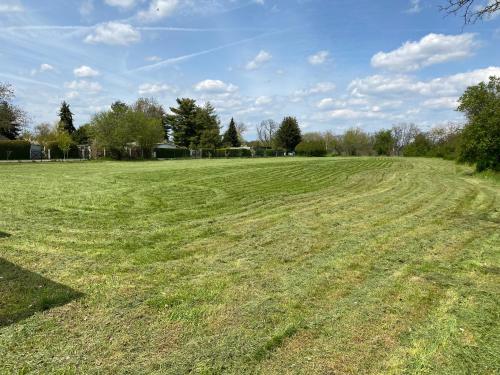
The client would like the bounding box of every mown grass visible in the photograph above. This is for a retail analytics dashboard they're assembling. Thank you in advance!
[0,157,498,374]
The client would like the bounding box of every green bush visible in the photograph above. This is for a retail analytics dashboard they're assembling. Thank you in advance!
[295,140,327,157]
[46,142,80,159]
[155,148,190,159]
[0,140,31,160]
[264,149,285,157]
[215,148,252,157]
[253,148,267,157]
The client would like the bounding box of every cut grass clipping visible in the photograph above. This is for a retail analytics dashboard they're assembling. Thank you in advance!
[0,157,498,374]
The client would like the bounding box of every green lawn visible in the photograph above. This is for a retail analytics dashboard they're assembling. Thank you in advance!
[0,157,498,374]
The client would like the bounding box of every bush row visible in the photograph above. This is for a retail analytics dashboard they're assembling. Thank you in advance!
[254,148,286,157]
[155,148,191,159]
[0,140,31,160]
[295,140,327,157]
[215,148,252,158]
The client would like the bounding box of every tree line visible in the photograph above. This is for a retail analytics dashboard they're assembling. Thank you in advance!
[0,76,498,170]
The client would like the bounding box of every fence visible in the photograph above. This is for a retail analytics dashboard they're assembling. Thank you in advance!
[0,141,91,161]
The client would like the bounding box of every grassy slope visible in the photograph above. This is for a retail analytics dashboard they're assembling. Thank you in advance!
[0,157,498,374]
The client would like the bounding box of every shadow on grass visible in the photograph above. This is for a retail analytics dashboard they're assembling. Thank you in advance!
[0,231,11,239]
[0,258,83,327]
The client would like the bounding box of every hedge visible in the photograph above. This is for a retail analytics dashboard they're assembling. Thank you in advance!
[264,149,285,157]
[215,148,252,158]
[155,148,190,159]
[295,140,327,157]
[0,140,31,160]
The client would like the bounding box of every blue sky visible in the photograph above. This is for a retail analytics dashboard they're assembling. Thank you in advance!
[0,0,499,139]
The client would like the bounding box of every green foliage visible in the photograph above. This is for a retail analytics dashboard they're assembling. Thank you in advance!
[264,149,285,157]
[133,98,169,141]
[91,104,164,159]
[373,130,395,156]
[342,128,373,156]
[215,148,252,157]
[457,76,500,171]
[222,118,241,147]
[154,148,190,159]
[55,130,74,159]
[275,116,302,152]
[59,101,75,134]
[195,103,221,149]
[46,141,80,159]
[166,98,199,148]
[0,83,26,140]
[72,124,92,144]
[0,140,30,160]
[403,133,432,157]
[295,139,327,156]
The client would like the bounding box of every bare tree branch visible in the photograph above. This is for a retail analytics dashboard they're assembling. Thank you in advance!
[440,0,500,24]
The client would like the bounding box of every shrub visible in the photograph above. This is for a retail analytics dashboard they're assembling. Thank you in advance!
[264,149,285,157]
[155,148,190,159]
[0,140,31,160]
[46,141,79,159]
[215,148,252,157]
[253,148,267,157]
[295,140,327,157]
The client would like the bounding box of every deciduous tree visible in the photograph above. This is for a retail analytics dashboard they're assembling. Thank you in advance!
[0,83,27,139]
[373,130,395,156]
[256,119,277,148]
[457,76,500,171]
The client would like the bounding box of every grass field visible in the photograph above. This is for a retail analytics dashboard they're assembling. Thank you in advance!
[0,157,499,374]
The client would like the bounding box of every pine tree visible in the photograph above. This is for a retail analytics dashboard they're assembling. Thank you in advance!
[165,98,198,148]
[275,116,302,152]
[196,102,221,149]
[59,101,75,134]
[222,118,241,147]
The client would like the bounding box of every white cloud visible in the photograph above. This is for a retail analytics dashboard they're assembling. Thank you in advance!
[349,66,500,98]
[292,81,336,100]
[84,22,141,45]
[65,80,102,92]
[371,33,478,72]
[309,82,336,94]
[0,2,24,13]
[138,83,174,95]
[405,0,421,14]
[74,65,99,78]
[253,0,265,4]
[145,56,162,62]
[255,96,272,105]
[317,98,336,109]
[137,0,179,22]
[422,97,458,109]
[40,63,54,72]
[30,63,54,76]
[246,50,272,70]
[327,109,386,120]
[194,79,238,93]
[308,50,329,65]
[105,0,137,8]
